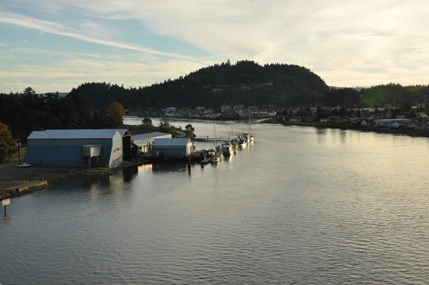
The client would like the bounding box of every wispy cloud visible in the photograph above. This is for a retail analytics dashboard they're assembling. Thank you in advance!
[1,0,428,92]
[0,11,202,61]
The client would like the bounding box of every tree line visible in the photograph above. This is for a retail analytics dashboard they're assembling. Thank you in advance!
[0,87,125,142]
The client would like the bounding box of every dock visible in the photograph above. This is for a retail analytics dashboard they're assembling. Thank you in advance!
[1,180,48,199]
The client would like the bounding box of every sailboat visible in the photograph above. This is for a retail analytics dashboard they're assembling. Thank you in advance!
[249,115,255,143]
[211,125,222,163]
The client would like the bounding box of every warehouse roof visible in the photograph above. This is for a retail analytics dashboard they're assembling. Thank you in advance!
[132,132,171,141]
[27,129,129,140]
[152,138,191,146]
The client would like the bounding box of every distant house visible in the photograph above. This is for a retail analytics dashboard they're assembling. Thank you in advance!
[407,122,420,130]
[221,105,231,112]
[361,120,368,126]
[389,121,401,128]
[152,138,193,157]
[374,119,412,128]
[205,113,221,119]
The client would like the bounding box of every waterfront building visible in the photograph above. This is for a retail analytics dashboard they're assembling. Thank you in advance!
[24,129,132,168]
[151,138,193,157]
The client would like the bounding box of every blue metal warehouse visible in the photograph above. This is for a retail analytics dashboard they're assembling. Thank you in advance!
[24,129,132,168]
[151,138,193,157]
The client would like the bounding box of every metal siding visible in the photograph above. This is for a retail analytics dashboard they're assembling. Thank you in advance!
[24,138,115,167]
[152,146,187,157]
[152,138,191,147]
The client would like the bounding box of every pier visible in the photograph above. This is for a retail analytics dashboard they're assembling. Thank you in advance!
[1,180,49,199]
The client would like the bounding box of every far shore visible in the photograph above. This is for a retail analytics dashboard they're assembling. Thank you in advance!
[268,120,429,138]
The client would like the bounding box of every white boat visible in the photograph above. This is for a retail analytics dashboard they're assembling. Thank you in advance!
[248,115,255,143]
[222,143,233,157]
[211,124,223,163]
[200,157,211,164]
[210,155,221,163]
[238,135,248,148]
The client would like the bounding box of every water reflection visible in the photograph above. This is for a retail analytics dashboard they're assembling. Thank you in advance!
[3,215,11,225]
[123,165,139,183]
[151,163,189,174]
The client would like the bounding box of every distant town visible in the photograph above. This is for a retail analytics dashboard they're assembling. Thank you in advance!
[127,103,429,132]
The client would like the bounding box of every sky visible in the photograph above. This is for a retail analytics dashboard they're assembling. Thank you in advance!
[1,0,428,94]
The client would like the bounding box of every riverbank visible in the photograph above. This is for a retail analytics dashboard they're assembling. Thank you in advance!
[266,120,429,138]
[0,159,147,199]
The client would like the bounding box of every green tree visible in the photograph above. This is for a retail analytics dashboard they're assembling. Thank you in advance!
[315,105,328,120]
[158,119,172,130]
[339,105,347,117]
[0,122,17,163]
[185,124,196,141]
[402,100,411,112]
[105,102,125,127]
[23,86,36,96]
[185,124,194,132]
[142,118,153,126]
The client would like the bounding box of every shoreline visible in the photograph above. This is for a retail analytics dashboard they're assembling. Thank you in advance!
[266,120,429,138]
[2,121,428,199]
[0,159,147,200]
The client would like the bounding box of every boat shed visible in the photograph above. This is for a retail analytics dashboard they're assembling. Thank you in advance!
[151,138,193,157]
[24,129,132,168]
[132,132,172,153]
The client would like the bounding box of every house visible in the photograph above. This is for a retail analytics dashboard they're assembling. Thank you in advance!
[205,113,221,119]
[151,138,193,157]
[24,129,132,168]
[389,121,401,128]
[221,105,231,112]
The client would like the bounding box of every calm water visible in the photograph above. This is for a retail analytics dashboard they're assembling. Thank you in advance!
[2,118,429,284]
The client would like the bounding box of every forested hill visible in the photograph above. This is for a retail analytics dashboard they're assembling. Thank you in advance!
[76,60,329,110]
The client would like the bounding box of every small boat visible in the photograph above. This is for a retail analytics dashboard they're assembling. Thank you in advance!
[238,135,248,148]
[200,157,211,164]
[222,144,233,157]
[210,155,221,163]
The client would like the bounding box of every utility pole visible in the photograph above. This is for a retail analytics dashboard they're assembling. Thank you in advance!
[15,139,21,165]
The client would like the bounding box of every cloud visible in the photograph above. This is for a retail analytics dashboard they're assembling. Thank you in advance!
[0,11,202,61]
[1,0,429,92]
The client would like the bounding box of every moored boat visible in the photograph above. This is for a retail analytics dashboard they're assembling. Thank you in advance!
[200,157,211,164]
